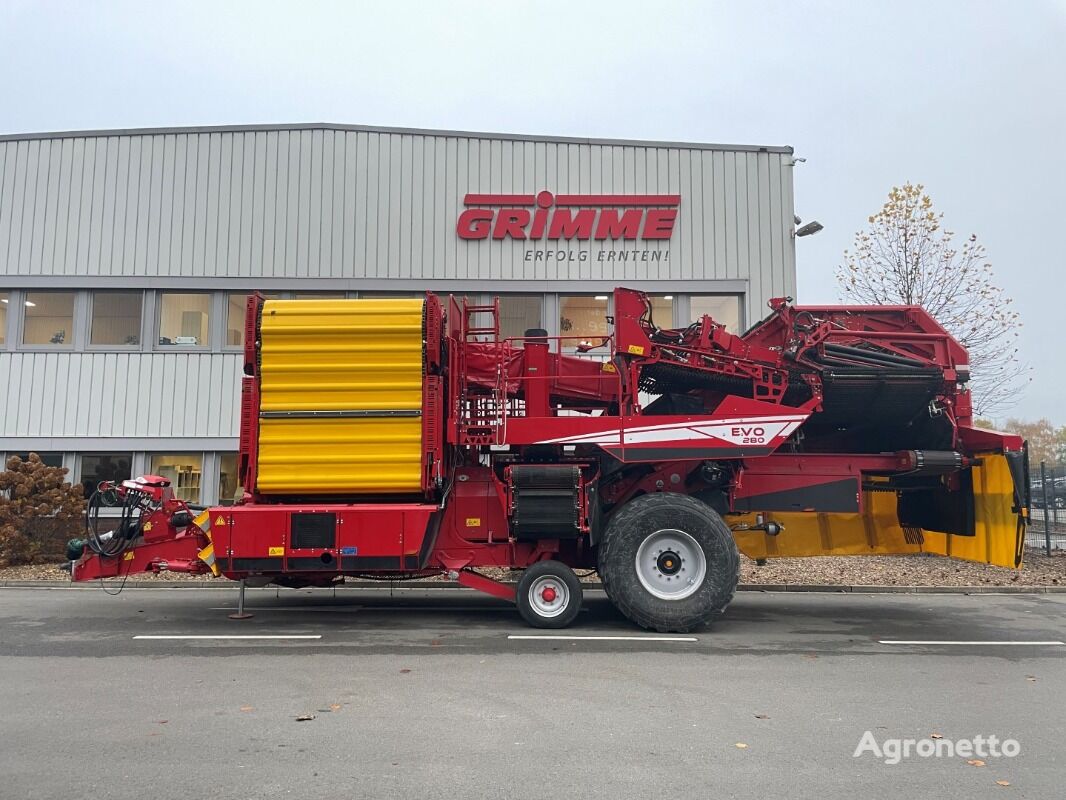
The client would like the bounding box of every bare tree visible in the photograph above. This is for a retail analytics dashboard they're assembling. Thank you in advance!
[836,183,1028,415]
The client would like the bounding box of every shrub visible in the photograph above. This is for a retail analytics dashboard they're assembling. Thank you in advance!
[0,454,86,567]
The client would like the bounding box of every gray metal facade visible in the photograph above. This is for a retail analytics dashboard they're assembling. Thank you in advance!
[0,123,796,503]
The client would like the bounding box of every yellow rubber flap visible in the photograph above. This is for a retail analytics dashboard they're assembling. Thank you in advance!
[734,454,1024,569]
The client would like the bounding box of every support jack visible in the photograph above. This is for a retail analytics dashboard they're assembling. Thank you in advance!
[228,579,254,619]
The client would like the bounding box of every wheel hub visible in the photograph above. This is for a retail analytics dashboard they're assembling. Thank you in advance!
[528,576,569,618]
[635,528,708,600]
[656,550,682,575]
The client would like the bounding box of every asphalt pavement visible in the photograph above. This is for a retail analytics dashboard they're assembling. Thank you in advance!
[2,586,1064,799]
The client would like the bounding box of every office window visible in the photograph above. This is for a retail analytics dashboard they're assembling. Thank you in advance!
[149,453,203,503]
[559,295,610,347]
[647,295,674,328]
[218,453,241,506]
[79,453,133,499]
[90,291,143,346]
[691,295,741,332]
[293,292,346,299]
[159,293,210,346]
[498,296,543,341]
[23,292,75,347]
[10,452,64,469]
[0,292,7,345]
[226,293,280,347]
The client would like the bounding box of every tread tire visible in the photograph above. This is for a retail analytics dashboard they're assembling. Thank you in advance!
[598,493,739,633]
[516,560,583,629]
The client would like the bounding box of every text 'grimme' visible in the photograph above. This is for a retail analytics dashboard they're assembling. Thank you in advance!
[457,191,680,241]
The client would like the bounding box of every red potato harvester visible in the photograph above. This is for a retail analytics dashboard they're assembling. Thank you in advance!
[69,288,1028,631]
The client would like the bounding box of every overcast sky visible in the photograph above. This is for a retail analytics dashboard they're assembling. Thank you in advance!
[2,1,1063,423]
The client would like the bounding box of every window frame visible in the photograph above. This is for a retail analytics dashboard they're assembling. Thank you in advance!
[19,289,80,350]
[154,291,215,352]
[86,290,147,351]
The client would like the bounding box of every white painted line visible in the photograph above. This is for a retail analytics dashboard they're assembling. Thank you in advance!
[133,635,322,640]
[508,634,697,642]
[879,640,1064,646]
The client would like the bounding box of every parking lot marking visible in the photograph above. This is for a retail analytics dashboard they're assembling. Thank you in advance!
[878,640,1064,646]
[133,635,323,640]
[508,635,697,642]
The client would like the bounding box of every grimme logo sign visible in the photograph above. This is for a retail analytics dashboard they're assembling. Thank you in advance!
[456,190,678,263]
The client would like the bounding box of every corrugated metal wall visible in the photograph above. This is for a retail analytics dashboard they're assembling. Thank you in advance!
[0,126,795,294]
[0,352,240,438]
[0,124,796,449]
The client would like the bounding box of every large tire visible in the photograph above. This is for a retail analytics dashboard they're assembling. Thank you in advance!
[598,493,739,632]
[516,560,583,629]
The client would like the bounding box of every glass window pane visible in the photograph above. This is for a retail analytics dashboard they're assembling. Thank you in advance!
[0,292,8,345]
[218,453,241,506]
[91,292,142,345]
[647,295,674,328]
[559,295,609,347]
[293,292,346,299]
[11,452,64,468]
[149,453,203,503]
[498,295,542,341]
[80,453,133,499]
[23,292,75,346]
[226,293,280,347]
[159,293,211,346]
[691,295,741,332]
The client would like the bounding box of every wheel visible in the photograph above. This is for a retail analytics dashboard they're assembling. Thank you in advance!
[516,560,583,629]
[598,493,739,633]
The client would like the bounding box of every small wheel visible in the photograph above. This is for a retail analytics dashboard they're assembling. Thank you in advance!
[516,560,583,629]
[598,493,739,632]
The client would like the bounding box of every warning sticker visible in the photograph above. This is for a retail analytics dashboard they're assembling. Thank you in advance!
[268,546,284,557]
[215,516,227,526]
[465,518,481,527]
[626,344,645,355]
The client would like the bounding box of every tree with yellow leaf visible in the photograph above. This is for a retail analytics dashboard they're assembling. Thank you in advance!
[837,183,1028,415]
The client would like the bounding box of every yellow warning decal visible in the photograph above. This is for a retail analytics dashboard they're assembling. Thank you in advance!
[601,363,617,373]
[465,518,481,527]
[142,521,153,532]
[215,516,227,526]
[123,551,135,561]
[627,344,645,355]
[197,543,221,577]
[268,546,285,557]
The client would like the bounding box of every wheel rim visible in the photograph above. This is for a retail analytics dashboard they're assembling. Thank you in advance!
[635,528,707,600]
[528,575,570,618]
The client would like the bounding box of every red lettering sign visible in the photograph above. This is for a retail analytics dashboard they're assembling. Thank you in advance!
[457,191,680,241]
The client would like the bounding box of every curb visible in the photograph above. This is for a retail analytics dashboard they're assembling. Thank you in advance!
[2,579,1064,594]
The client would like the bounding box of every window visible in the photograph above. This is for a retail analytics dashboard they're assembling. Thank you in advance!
[10,452,64,468]
[647,295,674,328]
[149,453,203,503]
[0,292,7,345]
[498,296,543,341]
[91,291,142,346]
[226,293,280,347]
[559,295,610,348]
[691,295,741,332]
[159,293,211,347]
[293,292,347,299]
[23,291,75,347]
[79,453,133,499]
[218,453,241,506]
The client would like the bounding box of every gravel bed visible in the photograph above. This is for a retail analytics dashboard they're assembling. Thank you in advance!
[2,550,1063,587]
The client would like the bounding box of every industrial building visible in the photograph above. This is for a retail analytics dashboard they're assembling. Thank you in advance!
[0,123,798,505]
